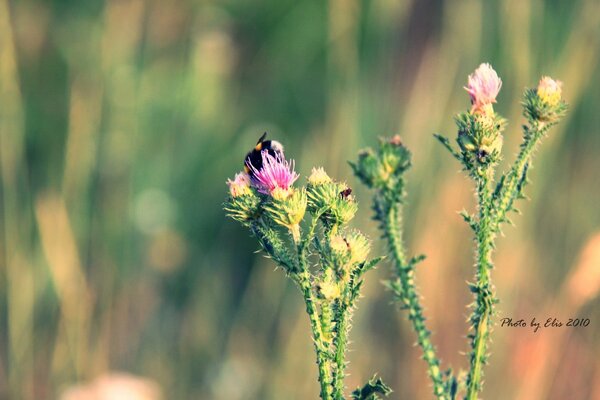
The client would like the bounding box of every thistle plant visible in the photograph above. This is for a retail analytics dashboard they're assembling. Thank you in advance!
[352,63,567,399]
[225,143,389,400]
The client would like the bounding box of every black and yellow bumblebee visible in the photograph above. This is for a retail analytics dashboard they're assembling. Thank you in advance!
[244,132,285,176]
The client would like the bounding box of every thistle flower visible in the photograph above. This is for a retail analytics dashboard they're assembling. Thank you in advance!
[247,150,299,199]
[226,172,252,198]
[537,76,562,107]
[464,63,502,114]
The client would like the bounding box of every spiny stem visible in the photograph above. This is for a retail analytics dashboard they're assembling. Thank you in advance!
[494,122,546,223]
[297,270,333,400]
[332,300,349,399]
[465,173,495,400]
[384,200,447,399]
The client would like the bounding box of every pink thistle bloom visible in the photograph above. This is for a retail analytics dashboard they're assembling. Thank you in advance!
[464,63,502,113]
[247,150,299,197]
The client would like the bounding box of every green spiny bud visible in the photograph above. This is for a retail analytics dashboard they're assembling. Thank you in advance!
[330,234,350,257]
[345,230,371,266]
[308,167,332,186]
[224,192,262,225]
[523,77,567,123]
[263,187,307,240]
[224,172,261,225]
[307,179,343,213]
[324,190,358,228]
[350,135,411,192]
[455,112,505,168]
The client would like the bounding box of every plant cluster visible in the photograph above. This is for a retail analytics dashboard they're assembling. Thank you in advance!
[225,63,566,399]
[225,149,388,399]
[353,63,566,399]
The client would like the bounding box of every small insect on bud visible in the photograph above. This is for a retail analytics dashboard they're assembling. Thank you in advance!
[536,76,562,107]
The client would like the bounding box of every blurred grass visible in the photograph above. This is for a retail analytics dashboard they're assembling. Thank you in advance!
[1,0,600,399]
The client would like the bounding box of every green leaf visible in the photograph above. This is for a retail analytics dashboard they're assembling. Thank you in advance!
[351,375,392,400]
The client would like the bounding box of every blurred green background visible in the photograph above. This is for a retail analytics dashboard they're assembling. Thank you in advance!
[1,0,600,399]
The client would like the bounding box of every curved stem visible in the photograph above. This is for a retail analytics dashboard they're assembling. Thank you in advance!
[384,200,447,399]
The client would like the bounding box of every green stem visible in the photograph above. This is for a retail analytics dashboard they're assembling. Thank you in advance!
[297,270,333,400]
[494,122,546,223]
[384,200,447,399]
[332,301,349,399]
[465,173,495,400]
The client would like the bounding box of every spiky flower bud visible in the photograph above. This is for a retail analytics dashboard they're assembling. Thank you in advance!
[263,187,307,240]
[308,167,332,186]
[307,167,342,213]
[523,76,567,123]
[537,76,562,107]
[225,172,261,224]
[345,230,371,265]
[330,235,350,256]
[350,136,411,193]
[227,172,252,197]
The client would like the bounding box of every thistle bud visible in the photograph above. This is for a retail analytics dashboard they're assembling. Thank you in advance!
[329,235,350,256]
[307,167,340,213]
[345,230,371,265]
[328,193,358,226]
[308,167,332,186]
[523,76,567,123]
[350,136,411,192]
[455,109,505,170]
[263,187,307,240]
[225,172,261,224]
[227,172,253,198]
[537,76,562,107]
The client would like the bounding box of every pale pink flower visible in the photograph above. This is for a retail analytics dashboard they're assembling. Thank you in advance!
[246,150,299,197]
[226,172,252,197]
[464,63,502,113]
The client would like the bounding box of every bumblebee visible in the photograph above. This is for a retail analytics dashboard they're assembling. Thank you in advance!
[244,132,284,176]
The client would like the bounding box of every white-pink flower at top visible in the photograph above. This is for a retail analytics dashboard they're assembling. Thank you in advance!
[464,63,502,113]
[247,150,299,197]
